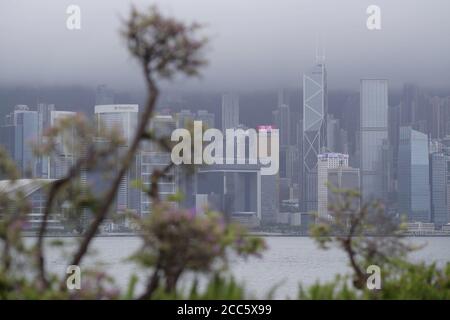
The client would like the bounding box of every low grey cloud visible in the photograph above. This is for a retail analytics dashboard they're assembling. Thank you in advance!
[0,0,449,92]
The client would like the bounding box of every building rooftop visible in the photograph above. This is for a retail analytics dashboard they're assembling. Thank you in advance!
[94,104,139,113]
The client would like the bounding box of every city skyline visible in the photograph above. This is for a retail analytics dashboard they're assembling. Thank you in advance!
[1,1,450,234]
[3,68,450,233]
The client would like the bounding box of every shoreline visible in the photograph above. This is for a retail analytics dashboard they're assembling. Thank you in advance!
[21,232,450,238]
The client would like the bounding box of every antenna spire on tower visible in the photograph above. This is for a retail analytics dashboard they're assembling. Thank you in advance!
[315,35,325,64]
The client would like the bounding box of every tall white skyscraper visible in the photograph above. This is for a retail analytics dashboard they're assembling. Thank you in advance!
[360,79,389,203]
[221,93,239,131]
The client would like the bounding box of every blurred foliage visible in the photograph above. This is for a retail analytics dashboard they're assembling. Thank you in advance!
[310,187,417,289]
[0,6,449,301]
[131,203,265,298]
[304,187,450,299]
[150,274,246,300]
[299,261,450,300]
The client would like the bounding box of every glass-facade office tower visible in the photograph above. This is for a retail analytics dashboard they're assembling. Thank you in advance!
[1,105,39,178]
[398,126,431,223]
[221,93,239,131]
[430,153,449,228]
[360,79,388,203]
[302,62,327,212]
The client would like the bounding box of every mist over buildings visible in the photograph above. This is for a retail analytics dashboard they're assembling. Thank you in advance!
[1,0,450,93]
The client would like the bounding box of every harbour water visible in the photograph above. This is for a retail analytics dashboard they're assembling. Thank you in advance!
[32,236,450,299]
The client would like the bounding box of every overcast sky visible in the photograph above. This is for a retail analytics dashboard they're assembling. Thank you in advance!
[0,0,449,92]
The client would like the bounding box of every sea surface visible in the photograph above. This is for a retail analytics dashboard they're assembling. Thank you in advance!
[28,236,450,299]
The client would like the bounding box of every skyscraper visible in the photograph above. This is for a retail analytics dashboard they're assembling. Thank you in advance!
[275,88,291,147]
[326,114,348,153]
[302,61,327,212]
[140,114,177,216]
[360,79,389,203]
[317,153,360,220]
[400,83,420,127]
[49,111,77,178]
[94,104,139,214]
[429,96,445,139]
[95,104,139,146]
[430,152,449,228]
[37,103,55,137]
[277,88,290,108]
[261,172,279,225]
[0,105,39,178]
[221,93,239,131]
[388,104,401,188]
[274,104,290,147]
[398,126,431,223]
[279,145,298,182]
[37,103,55,178]
[0,125,15,180]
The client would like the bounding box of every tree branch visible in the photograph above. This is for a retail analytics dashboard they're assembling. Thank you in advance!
[63,79,159,288]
